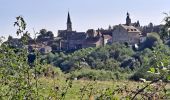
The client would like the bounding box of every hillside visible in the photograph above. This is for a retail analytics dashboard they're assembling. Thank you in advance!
[0,12,170,99]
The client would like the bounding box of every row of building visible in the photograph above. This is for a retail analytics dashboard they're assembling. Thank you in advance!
[7,12,162,53]
[56,12,141,51]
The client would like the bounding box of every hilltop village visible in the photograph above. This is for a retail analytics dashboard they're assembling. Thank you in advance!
[7,12,162,53]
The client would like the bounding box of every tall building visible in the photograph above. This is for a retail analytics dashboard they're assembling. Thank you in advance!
[112,12,141,45]
[58,12,86,51]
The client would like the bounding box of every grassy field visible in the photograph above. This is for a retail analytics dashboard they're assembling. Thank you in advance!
[36,77,170,100]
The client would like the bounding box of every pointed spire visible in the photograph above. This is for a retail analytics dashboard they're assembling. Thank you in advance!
[67,12,72,24]
[67,11,72,31]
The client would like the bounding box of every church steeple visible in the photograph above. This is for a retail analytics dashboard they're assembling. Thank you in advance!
[126,12,131,26]
[67,12,72,31]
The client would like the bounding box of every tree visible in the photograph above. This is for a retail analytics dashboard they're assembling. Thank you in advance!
[46,31,54,38]
[40,29,47,35]
[37,29,54,42]
[14,16,27,36]
[139,32,162,50]
[159,13,170,41]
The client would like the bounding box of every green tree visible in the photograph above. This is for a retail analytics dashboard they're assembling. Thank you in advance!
[37,29,54,42]
[160,12,170,41]
[139,32,163,50]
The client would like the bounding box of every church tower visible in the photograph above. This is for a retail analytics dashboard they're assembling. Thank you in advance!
[126,12,131,26]
[67,12,72,31]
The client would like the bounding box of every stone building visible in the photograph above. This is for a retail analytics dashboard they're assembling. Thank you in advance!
[57,12,111,51]
[57,12,86,51]
[112,13,141,45]
[82,29,111,48]
[83,29,100,48]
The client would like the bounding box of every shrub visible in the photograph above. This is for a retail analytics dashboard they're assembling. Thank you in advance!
[69,68,131,81]
[41,64,64,78]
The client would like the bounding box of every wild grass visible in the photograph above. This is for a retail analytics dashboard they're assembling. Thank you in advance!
[36,77,170,100]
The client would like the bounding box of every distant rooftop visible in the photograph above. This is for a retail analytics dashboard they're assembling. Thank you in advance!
[121,24,140,32]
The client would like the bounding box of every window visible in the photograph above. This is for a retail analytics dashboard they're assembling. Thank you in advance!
[131,29,133,31]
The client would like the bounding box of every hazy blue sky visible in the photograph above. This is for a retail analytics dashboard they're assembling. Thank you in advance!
[0,0,170,38]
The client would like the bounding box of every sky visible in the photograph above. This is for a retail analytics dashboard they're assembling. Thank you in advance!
[0,0,170,39]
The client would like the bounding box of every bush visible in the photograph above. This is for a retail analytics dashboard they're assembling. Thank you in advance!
[41,64,64,78]
[130,68,161,81]
[69,68,131,81]
[139,32,163,50]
